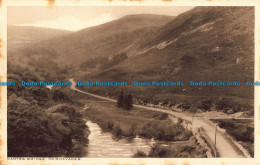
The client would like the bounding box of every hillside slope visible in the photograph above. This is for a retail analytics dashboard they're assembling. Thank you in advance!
[9,14,174,65]
[7,8,254,112]
[85,7,254,110]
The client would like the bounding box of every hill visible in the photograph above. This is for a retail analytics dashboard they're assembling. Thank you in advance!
[7,8,254,113]
[47,14,174,64]
[7,25,72,49]
[8,14,174,65]
[81,7,254,113]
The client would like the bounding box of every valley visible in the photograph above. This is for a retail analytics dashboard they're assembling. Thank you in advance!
[7,6,254,158]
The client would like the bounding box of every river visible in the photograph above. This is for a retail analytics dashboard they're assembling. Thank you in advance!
[85,121,153,158]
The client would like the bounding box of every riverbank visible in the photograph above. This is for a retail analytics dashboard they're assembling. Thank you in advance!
[86,121,152,157]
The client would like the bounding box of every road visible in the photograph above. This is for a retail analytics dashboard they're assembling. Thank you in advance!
[70,79,245,158]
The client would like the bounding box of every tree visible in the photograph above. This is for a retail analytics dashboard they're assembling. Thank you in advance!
[52,89,71,103]
[117,90,133,110]
[112,125,123,138]
[117,90,124,107]
[123,94,133,110]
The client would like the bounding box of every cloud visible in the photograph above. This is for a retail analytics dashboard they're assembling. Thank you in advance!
[17,13,115,31]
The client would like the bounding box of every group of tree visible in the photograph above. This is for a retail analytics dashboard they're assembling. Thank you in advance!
[7,62,88,157]
[117,90,133,110]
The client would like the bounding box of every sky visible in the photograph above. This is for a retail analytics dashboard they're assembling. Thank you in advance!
[8,6,194,31]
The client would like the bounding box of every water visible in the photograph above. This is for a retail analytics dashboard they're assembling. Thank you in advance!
[86,121,153,158]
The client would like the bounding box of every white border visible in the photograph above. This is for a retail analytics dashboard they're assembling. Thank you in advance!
[1,0,259,165]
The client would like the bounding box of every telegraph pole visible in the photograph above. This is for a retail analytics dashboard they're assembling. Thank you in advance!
[214,123,218,157]
[191,113,194,129]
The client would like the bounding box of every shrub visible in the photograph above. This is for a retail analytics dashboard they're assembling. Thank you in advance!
[177,104,190,110]
[139,120,192,141]
[156,113,168,120]
[215,98,235,112]
[126,125,136,139]
[197,99,213,111]
[52,90,71,103]
[133,150,147,157]
[106,121,114,131]
[7,104,88,157]
[112,125,123,138]
[148,144,169,158]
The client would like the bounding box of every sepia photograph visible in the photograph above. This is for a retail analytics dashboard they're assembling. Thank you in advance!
[1,1,257,162]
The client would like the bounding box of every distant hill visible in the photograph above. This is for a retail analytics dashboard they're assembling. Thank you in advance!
[8,14,174,65]
[7,25,72,50]
[46,14,174,63]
